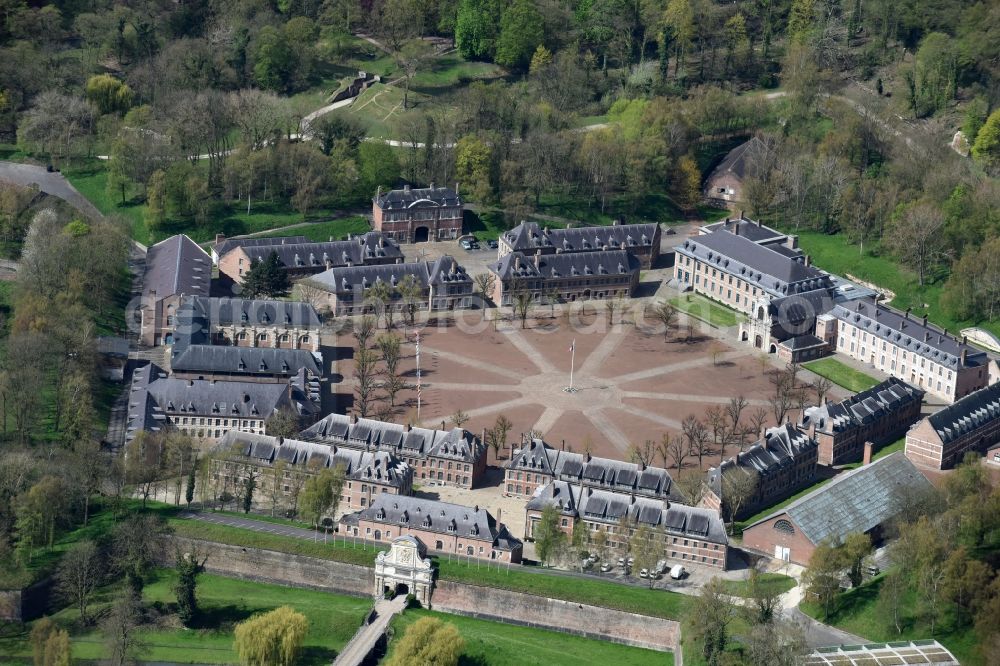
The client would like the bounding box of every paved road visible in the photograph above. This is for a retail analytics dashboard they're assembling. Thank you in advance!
[785,606,868,647]
[179,510,332,541]
[0,161,103,220]
[333,595,406,666]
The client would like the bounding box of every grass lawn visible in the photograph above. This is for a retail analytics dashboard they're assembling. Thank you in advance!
[789,229,1000,340]
[718,573,796,598]
[0,571,370,665]
[803,357,880,392]
[872,436,905,462]
[255,216,371,242]
[800,575,983,666]
[387,608,669,665]
[62,162,150,244]
[321,83,431,140]
[411,53,505,94]
[669,293,742,328]
[733,476,837,536]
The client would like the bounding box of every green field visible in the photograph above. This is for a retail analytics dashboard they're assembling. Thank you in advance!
[800,575,982,666]
[718,573,796,598]
[803,357,880,392]
[0,572,370,665]
[255,216,372,242]
[669,293,742,328]
[790,229,1000,339]
[387,608,669,665]
[63,163,150,243]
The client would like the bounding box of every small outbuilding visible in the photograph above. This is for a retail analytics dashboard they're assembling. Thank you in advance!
[703,137,766,208]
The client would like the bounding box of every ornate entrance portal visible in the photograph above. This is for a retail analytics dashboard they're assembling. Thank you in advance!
[374,536,434,606]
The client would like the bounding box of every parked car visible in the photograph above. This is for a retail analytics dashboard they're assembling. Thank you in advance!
[487,239,499,249]
[617,556,625,566]
[600,562,613,573]
[669,565,686,580]
[459,239,473,250]
[639,568,649,578]
[867,564,881,577]
[655,559,668,575]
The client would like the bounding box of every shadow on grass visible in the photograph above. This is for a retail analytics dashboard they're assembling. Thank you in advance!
[299,645,339,665]
[189,603,262,630]
[458,656,490,666]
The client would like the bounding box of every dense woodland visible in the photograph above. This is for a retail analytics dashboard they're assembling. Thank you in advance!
[1,1,1000,664]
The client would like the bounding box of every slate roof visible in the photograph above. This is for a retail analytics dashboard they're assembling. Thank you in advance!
[229,232,403,269]
[926,381,1000,445]
[177,296,320,331]
[527,481,728,544]
[300,413,486,464]
[305,256,471,294]
[705,136,766,185]
[802,377,924,435]
[490,250,639,281]
[214,235,310,259]
[170,345,322,378]
[374,185,461,210]
[701,215,787,245]
[830,299,988,370]
[675,230,832,295]
[213,431,411,487]
[745,452,933,545]
[778,334,828,351]
[347,494,521,552]
[143,234,211,301]
[125,363,315,442]
[501,221,660,254]
[507,439,561,475]
[707,424,817,495]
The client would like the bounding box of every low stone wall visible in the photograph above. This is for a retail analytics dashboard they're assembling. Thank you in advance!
[161,536,374,599]
[431,580,679,653]
[161,536,679,655]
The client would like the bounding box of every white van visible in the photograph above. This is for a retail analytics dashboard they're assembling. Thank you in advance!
[669,565,686,580]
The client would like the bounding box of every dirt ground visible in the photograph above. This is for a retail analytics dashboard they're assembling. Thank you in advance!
[323,307,848,476]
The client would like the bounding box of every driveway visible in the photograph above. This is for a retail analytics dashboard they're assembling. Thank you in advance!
[0,161,103,220]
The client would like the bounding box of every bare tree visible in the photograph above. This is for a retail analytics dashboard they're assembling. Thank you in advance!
[512,292,533,329]
[663,432,689,470]
[649,301,678,342]
[604,296,624,325]
[488,415,513,460]
[56,540,103,625]
[450,409,470,428]
[812,376,833,405]
[353,315,376,349]
[709,342,725,366]
[886,202,947,287]
[353,348,379,418]
[769,380,796,426]
[473,272,496,304]
[705,406,728,459]
[682,415,711,468]
[722,467,759,531]
[747,407,769,443]
[676,473,706,505]
[103,591,146,666]
[726,396,748,441]
[628,439,656,467]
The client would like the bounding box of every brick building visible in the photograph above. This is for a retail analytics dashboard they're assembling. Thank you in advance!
[214,232,403,284]
[822,299,990,403]
[302,256,474,316]
[800,378,925,466]
[525,481,729,570]
[702,424,819,520]
[741,452,933,565]
[210,431,413,515]
[488,250,640,306]
[139,234,211,346]
[702,138,765,208]
[905,382,1000,469]
[372,185,463,243]
[340,494,523,563]
[125,363,318,444]
[498,221,662,269]
[504,438,683,502]
[299,413,488,489]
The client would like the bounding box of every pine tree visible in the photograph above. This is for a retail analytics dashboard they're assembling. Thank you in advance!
[240,251,290,298]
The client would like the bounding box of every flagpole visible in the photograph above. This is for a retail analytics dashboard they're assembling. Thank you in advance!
[570,338,575,390]
[415,331,421,420]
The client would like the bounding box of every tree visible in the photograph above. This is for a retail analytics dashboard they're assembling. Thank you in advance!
[353,315,376,350]
[358,141,401,194]
[397,273,424,326]
[56,540,103,625]
[886,202,946,287]
[682,415,710,467]
[488,415,513,460]
[787,0,815,43]
[300,466,346,530]
[533,504,566,565]
[229,89,283,151]
[688,577,737,664]
[241,251,290,299]
[631,524,661,588]
[234,606,309,666]
[455,134,493,202]
[455,0,500,60]
[111,514,166,596]
[103,591,145,666]
[604,296,623,325]
[943,547,992,627]
[512,292,532,329]
[366,279,396,329]
[268,459,288,518]
[663,432,688,470]
[354,347,379,418]
[628,439,656,467]
[841,531,873,588]
[495,0,544,70]
[971,109,1000,173]
[676,473,706,504]
[265,408,301,439]
[385,616,464,666]
[473,272,495,305]
[31,619,71,666]
[812,377,833,405]
[705,405,727,454]
[174,548,208,627]
[671,155,701,211]
[185,457,196,507]
[803,539,843,618]
[450,409,470,428]
[242,470,257,514]
[721,467,758,530]
[876,569,906,635]
[85,74,133,116]
[742,564,782,627]
[253,26,296,92]
[664,0,694,75]
[649,301,677,342]
[17,91,94,166]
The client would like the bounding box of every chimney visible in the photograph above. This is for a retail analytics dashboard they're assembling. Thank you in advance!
[733,221,739,236]
[808,420,816,439]
[924,332,930,342]
[351,412,358,424]
[612,219,620,226]
[497,508,502,522]
[862,441,873,466]
[403,183,410,193]
[187,379,194,387]
[514,255,522,270]
[482,427,487,444]
[904,307,911,320]
[441,420,446,430]
[738,210,744,220]
[585,451,592,463]
[455,182,460,196]
[406,423,412,432]
[962,335,968,345]
[922,314,928,326]
[534,250,541,268]
[961,348,968,365]
[429,182,435,190]
[474,504,479,513]
[561,439,565,451]
[762,434,768,451]
[804,254,811,267]
[215,233,225,245]
[620,242,627,251]
[277,436,284,445]
[786,234,799,250]
[760,425,767,441]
